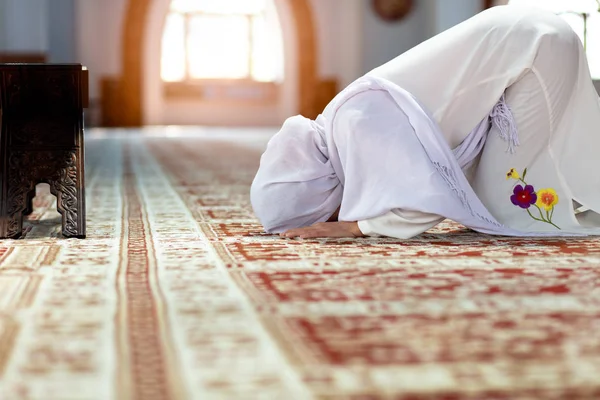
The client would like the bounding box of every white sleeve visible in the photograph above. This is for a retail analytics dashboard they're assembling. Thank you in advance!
[357,209,444,239]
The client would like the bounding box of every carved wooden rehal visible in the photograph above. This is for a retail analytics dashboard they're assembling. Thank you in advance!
[0,64,88,239]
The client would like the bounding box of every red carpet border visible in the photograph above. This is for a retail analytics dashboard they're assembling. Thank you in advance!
[0,130,598,399]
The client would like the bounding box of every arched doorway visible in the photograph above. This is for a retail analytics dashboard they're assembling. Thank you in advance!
[104,0,328,126]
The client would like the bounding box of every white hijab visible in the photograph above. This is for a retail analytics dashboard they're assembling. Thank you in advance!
[251,76,578,237]
[250,114,342,232]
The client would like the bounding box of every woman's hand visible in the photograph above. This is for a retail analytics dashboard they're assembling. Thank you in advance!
[280,221,364,239]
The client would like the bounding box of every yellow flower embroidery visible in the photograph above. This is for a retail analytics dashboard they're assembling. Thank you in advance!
[536,188,559,211]
[506,168,520,180]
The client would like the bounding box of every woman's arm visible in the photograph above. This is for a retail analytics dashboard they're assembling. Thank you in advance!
[280,209,443,239]
[280,221,364,239]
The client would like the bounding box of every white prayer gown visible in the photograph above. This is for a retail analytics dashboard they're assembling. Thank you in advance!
[358,4,600,238]
[251,5,600,239]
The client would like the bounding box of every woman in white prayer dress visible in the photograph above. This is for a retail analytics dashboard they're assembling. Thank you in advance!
[250,5,600,239]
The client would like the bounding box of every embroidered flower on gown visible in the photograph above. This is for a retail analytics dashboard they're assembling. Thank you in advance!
[507,168,560,230]
[506,168,520,180]
[536,188,559,211]
[511,185,537,208]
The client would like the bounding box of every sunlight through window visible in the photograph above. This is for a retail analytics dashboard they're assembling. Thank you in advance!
[509,0,600,79]
[161,0,284,82]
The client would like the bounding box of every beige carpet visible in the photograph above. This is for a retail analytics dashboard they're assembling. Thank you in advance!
[0,127,599,400]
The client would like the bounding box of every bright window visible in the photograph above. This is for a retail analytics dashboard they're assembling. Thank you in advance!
[161,0,284,82]
[508,0,600,78]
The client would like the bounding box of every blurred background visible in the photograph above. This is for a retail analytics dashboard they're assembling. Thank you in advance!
[0,0,598,129]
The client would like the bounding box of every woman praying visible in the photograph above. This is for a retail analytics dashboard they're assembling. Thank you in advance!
[250,5,600,239]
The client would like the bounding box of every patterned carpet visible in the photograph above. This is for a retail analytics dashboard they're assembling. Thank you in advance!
[1,127,600,400]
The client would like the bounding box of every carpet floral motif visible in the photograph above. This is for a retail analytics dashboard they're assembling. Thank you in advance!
[0,129,598,399]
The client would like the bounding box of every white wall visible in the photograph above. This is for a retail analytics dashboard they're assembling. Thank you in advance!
[357,0,486,76]
[48,0,76,63]
[360,0,429,74]
[435,0,482,34]
[0,0,48,52]
[0,0,76,66]
[310,0,363,87]
[0,1,6,50]
[75,0,127,100]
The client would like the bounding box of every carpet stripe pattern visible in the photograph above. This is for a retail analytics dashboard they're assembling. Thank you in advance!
[0,129,599,399]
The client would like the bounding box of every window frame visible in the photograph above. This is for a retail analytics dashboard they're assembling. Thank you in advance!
[161,5,282,103]
[163,78,279,104]
[172,10,258,82]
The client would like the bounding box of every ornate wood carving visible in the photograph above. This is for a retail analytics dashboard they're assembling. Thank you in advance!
[49,151,81,237]
[0,64,87,239]
[5,150,83,238]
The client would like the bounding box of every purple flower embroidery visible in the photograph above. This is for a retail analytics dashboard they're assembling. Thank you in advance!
[510,184,537,209]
